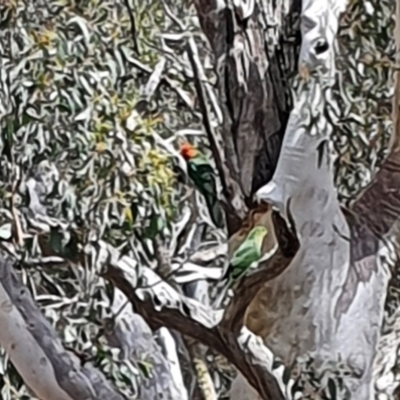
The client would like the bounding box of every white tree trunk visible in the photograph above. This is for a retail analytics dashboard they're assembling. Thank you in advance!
[231,0,392,397]
[260,86,390,399]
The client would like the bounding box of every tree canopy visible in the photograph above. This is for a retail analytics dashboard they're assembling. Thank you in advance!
[0,0,399,399]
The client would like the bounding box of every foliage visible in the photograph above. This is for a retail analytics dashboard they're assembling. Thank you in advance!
[0,0,397,398]
[0,0,206,397]
[333,0,395,202]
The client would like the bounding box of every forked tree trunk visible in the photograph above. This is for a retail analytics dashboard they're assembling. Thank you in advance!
[194,0,399,399]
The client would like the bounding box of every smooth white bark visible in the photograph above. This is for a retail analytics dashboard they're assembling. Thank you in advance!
[0,283,73,400]
[253,58,389,400]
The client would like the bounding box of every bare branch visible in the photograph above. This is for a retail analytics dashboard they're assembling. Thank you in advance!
[185,336,218,400]
[139,57,167,104]
[157,328,189,400]
[125,51,194,110]
[122,0,140,54]
[189,243,228,263]
[182,220,219,400]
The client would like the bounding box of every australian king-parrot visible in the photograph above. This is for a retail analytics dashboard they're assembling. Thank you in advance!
[180,142,224,229]
[215,225,268,305]
[223,225,268,286]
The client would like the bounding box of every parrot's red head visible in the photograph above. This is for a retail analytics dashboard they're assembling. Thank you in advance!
[180,142,197,160]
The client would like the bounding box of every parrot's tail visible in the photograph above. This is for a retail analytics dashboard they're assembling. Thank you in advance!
[204,194,225,229]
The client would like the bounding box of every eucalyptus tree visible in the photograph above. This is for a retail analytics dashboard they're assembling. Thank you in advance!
[0,0,398,399]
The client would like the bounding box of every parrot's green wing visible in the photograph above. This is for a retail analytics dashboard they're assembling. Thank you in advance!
[230,241,261,267]
[228,243,261,282]
[215,226,267,307]
[223,226,268,286]
[187,155,216,194]
[187,155,225,228]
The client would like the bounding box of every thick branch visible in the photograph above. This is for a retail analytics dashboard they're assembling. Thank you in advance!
[103,256,224,345]
[99,244,287,400]
[193,0,296,230]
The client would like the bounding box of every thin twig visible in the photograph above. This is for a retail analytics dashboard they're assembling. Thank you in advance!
[122,0,140,55]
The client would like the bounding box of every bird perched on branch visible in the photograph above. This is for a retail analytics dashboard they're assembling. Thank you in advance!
[223,225,268,286]
[215,225,268,306]
[180,142,225,229]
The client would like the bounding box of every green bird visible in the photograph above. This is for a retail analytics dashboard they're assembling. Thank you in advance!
[180,142,225,229]
[224,225,268,285]
[215,226,268,305]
